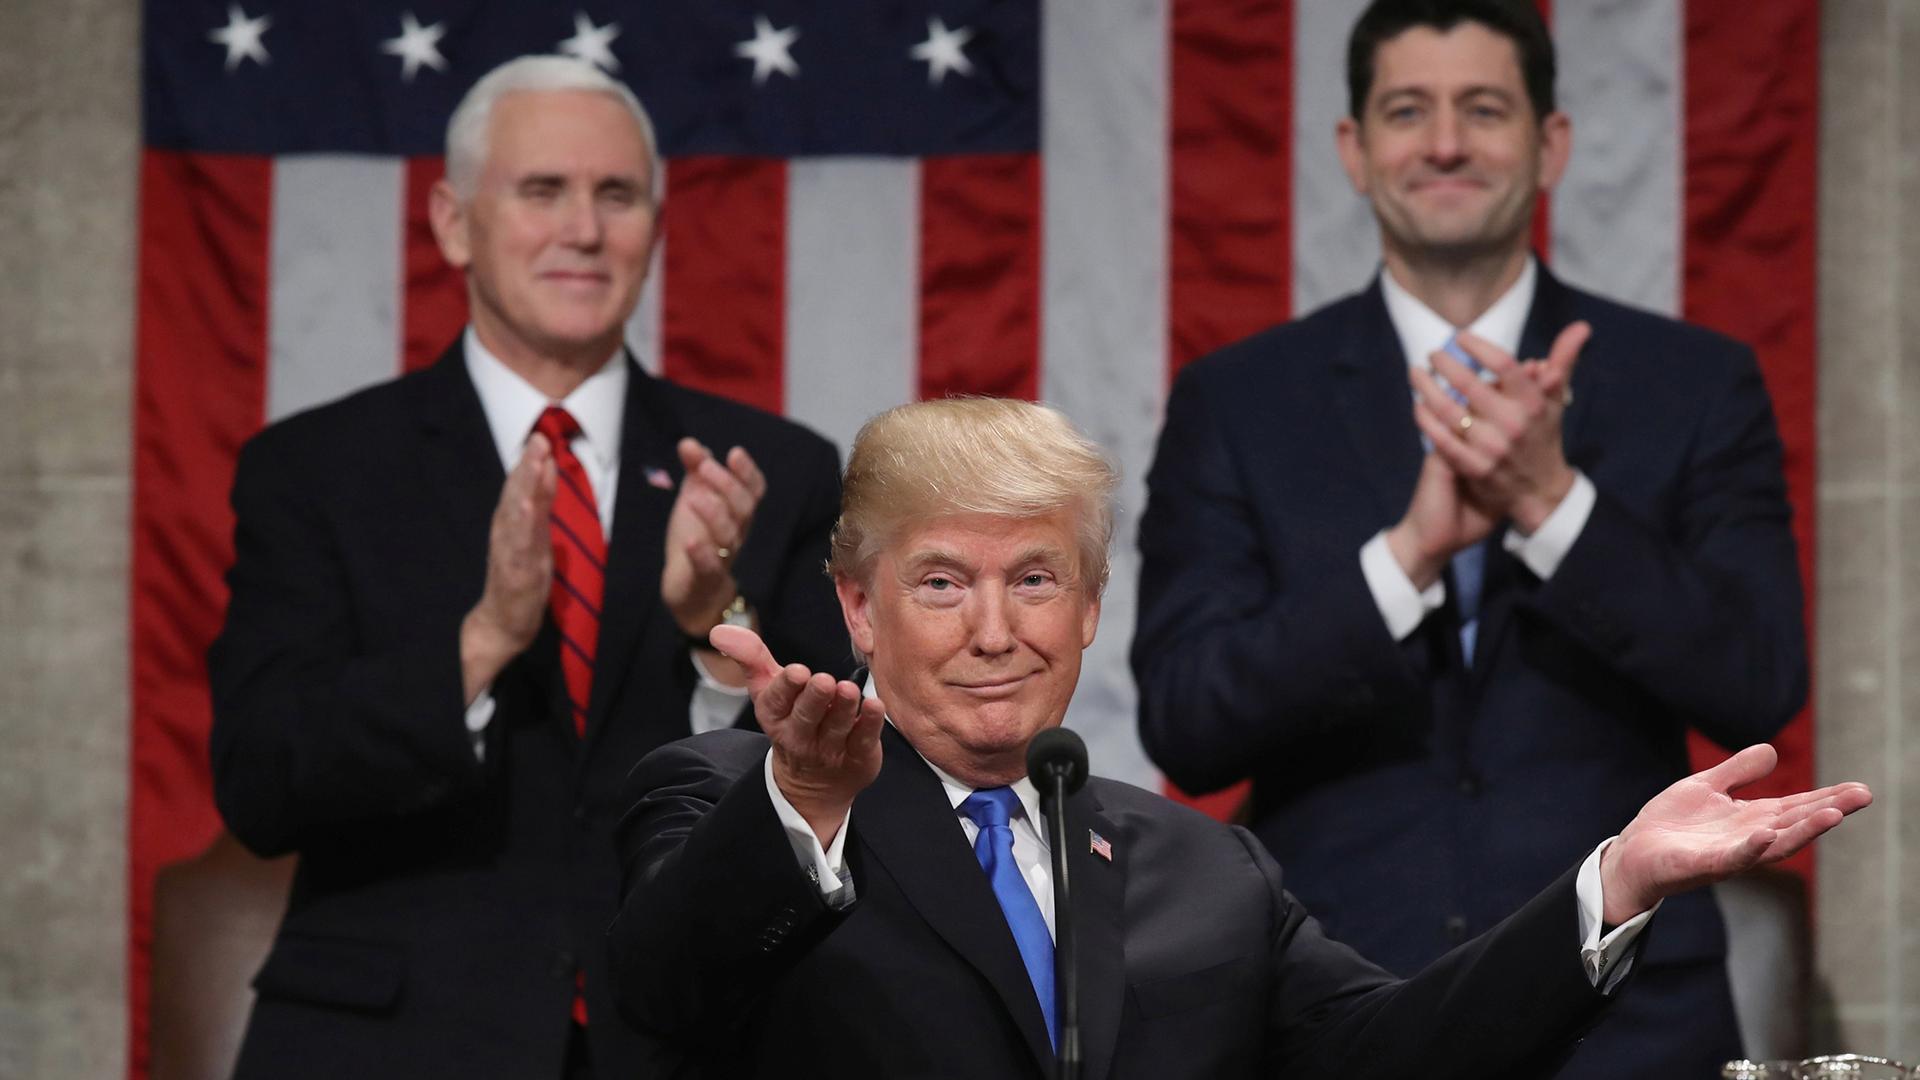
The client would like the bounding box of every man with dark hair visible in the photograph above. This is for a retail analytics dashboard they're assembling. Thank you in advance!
[1134,1,1806,1074]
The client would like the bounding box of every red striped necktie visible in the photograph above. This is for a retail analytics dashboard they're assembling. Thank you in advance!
[534,406,605,740]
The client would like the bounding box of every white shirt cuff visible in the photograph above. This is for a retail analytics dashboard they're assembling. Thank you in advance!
[1502,471,1596,580]
[1360,530,1446,641]
[689,649,751,735]
[764,750,855,907]
[464,688,496,762]
[1576,836,1659,993]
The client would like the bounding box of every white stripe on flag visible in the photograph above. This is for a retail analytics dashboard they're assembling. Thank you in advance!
[626,167,667,374]
[783,158,918,456]
[267,156,403,421]
[1293,0,1381,315]
[1551,0,1683,315]
[1042,0,1168,788]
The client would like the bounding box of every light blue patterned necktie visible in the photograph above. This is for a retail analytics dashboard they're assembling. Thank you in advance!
[959,787,1056,1048]
[1435,334,1486,663]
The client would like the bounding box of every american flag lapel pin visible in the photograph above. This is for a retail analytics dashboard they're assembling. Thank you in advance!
[1088,830,1112,862]
[644,466,675,491]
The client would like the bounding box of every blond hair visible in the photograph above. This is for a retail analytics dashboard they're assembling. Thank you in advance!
[830,398,1118,593]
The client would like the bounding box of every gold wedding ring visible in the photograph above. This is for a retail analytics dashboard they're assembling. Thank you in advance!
[715,546,732,561]
[1457,413,1475,434]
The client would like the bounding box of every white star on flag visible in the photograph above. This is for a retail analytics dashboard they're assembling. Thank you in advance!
[734,15,800,86]
[208,4,271,72]
[558,12,621,73]
[382,12,448,82]
[909,16,974,86]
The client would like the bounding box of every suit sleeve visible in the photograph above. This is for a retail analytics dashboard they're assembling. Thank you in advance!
[607,731,848,1040]
[1251,829,1611,1078]
[208,429,489,858]
[1526,343,1807,749]
[1133,364,1431,794]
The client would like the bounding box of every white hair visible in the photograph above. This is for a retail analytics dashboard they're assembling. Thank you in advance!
[444,55,661,200]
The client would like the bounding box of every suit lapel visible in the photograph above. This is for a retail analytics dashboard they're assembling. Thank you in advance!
[583,356,684,746]
[1331,280,1426,521]
[855,729,1056,1071]
[1063,785,1125,1080]
[410,343,505,591]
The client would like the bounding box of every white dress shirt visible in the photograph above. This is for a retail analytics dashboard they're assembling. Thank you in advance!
[458,329,746,758]
[1358,258,1599,641]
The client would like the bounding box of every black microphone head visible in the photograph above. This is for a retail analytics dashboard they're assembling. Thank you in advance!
[1026,726,1089,796]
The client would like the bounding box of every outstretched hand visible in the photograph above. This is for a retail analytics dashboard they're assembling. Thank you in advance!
[708,624,886,846]
[1600,744,1872,925]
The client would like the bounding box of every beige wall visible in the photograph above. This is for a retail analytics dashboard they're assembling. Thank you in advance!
[0,0,140,1076]
[1814,0,1920,1059]
[0,0,1916,1075]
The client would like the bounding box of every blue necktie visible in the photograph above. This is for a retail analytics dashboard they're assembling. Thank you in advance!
[959,787,1056,1048]
[1436,335,1486,663]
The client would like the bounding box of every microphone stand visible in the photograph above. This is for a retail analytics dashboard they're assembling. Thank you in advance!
[1040,765,1081,1080]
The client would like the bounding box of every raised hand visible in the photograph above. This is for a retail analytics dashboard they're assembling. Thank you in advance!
[460,433,557,703]
[1385,451,1500,590]
[1411,321,1591,534]
[661,438,768,639]
[709,624,886,846]
[1599,744,1872,925]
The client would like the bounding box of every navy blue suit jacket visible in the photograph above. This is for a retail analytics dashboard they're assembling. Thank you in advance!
[1133,269,1806,977]
[209,343,852,1078]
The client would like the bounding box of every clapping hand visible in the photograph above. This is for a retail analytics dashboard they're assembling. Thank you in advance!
[1599,744,1872,925]
[709,624,886,846]
[661,438,766,639]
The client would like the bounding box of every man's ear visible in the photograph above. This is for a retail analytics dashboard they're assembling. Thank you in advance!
[1335,115,1371,196]
[1080,595,1100,650]
[1536,111,1573,193]
[835,573,876,658]
[428,178,470,270]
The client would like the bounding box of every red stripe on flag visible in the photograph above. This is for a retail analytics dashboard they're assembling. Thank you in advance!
[918,154,1042,401]
[1169,0,1293,382]
[1682,0,1818,848]
[129,149,274,1076]
[403,157,469,372]
[659,157,786,414]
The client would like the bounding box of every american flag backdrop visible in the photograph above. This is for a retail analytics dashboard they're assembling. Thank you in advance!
[131,0,1817,1073]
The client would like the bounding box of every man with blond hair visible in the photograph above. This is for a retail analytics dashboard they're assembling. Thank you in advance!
[608,398,1864,1079]
[209,55,848,1078]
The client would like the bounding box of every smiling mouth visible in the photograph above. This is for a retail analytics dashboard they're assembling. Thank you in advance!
[952,674,1034,696]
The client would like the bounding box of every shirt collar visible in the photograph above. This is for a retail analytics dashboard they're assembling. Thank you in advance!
[462,327,628,470]
[895,721,1050,851]
[1379,256,1537,372]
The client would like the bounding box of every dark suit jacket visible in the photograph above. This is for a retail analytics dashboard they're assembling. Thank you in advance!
[608,726,1614,1079]
[208,341,851,1078]
[1133,268,1806,978]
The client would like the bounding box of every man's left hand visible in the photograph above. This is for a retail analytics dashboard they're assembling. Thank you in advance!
[661,437,767,639]
[1599,744,1872,925]
[1413,322,1590,534]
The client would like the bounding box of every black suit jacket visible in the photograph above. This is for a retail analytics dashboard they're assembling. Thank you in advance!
[209,341,851,1078]
[1133,268,1807,977]
[609,727,1614,1079]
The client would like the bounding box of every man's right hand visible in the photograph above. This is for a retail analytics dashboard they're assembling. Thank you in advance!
[709,624,886,847]
[460,433,557,704]
[1385,452,1496,590]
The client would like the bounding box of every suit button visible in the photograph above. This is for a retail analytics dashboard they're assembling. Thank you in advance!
[550,951,576,979]
[572,804,588,821]
[1444,916,1467,945]
[1457,774,1482,797]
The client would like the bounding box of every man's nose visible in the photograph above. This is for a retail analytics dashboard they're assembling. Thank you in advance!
[1424,107,1467,166]
[557,192,604,248]
[966,588,1018,656]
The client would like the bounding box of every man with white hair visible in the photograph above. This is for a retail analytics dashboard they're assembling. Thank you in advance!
[608,397,1867,1079]
[209,56,849,1078]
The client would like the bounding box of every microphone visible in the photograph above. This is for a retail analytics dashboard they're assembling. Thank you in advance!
[1026,727,1089,1080]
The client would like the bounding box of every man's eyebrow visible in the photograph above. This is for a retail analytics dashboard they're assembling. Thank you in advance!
[899,548,970,572]
[1011,545,1072,567]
